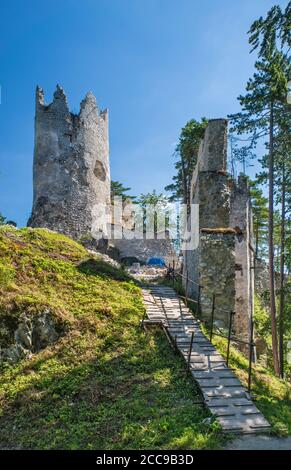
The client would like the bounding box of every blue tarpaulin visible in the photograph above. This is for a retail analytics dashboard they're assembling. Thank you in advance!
[147,257,165,266]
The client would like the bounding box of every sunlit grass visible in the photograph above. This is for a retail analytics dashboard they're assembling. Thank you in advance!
[0,226,226,450]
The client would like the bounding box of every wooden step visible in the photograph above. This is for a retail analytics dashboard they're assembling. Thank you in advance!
[142,285,271,435]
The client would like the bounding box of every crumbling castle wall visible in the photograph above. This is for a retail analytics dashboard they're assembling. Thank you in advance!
[183,119,254,341]
[230,175,254,344]
[198,230,236,322]
[28,85,110,241]
[111,228,178,265]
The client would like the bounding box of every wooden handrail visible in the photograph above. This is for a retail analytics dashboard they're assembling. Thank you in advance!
[166,262,254,391]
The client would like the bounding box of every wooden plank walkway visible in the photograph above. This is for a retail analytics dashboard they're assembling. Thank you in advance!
[142,284,271,434]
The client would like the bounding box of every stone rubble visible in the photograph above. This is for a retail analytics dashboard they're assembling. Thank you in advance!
[0,309,61,365]
[127,265,167,281]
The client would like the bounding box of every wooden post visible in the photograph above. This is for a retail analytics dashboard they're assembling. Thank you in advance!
[226,311,235,366]
[210,293,215,341]
[247,319,254,393]
[198,285,201,316]
[187,331,195,372]
[172,259,175,286]
[185,271,189,307]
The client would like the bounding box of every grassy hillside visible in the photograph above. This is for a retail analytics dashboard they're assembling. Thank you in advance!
[0,226,225,450]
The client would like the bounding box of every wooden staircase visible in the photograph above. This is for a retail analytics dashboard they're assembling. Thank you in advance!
[142,284,271,434]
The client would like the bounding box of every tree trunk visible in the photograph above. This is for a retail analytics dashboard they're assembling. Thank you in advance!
[180,155,188,211]
[279,163,285,378]
[255,221,259,258]
[268,101,280,376]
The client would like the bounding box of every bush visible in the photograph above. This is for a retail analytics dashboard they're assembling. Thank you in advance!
[0,261,15,288]
[0,213,6,225]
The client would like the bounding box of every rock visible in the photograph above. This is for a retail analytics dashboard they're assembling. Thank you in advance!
[202,417,212,425]
[86,250,121,269]
[32,310,58,351]
[129,262,141,273]
[14,315,33,349]
[127,264,167,281]
[1,343,28,364]
[0,309,61,365]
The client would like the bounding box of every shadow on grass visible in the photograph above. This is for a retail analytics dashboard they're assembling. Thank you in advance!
[0,325,225,450]
[77,258,141,285]
[77,258,129,281]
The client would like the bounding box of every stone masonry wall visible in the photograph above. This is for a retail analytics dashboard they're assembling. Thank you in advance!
[230,175,254,343]
[199,232,236,322]
[28,85,110,241]
[111,228,178,265]
[183,118,254,343]
[198,172,231,228]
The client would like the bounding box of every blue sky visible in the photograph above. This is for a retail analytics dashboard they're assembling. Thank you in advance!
[0,0,287,226]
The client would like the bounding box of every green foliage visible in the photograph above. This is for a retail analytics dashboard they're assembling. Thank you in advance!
[273,422,289,438]
[229,2,291,377]
[0,226,226,450]
[0,213,6,225]
[229,2,290,161]
[0,261,15,288]
[137,190,168,208]
[250,180,269,257]
[254,294,272,345]
[254,290,291,381]
[111,180,135,202]
[136,190,173,233]
[248,3,290,55]
[165,118,208,206]
[229,52,289,141]
[256,137,291,272]
[281,278,291,381]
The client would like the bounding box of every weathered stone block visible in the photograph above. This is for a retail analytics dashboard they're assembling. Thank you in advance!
[200,232,236,320]
[199,172,230,228]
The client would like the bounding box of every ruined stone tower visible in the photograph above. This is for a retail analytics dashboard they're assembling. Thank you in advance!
[28,85,110,240]
[183,119,254,343]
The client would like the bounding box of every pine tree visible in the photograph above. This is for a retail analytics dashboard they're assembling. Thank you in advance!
[111,181,135,203]
[165,118,207,212]
[250,180,269,258]
[229,4,290,375]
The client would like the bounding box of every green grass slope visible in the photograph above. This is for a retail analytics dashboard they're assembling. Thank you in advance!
[0,226,224,450]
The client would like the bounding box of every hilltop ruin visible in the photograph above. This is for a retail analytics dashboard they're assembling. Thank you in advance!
[28,88,254,341]
[182,119,254,342]
[28,85,110,240]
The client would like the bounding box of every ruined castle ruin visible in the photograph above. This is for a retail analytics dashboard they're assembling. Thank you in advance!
[28,88,253,341]
[183,119,254,343]
[28,85,110,240]
[28,85,177,264]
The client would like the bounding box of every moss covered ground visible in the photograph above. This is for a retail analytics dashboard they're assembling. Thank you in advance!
[0,226,225,450]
